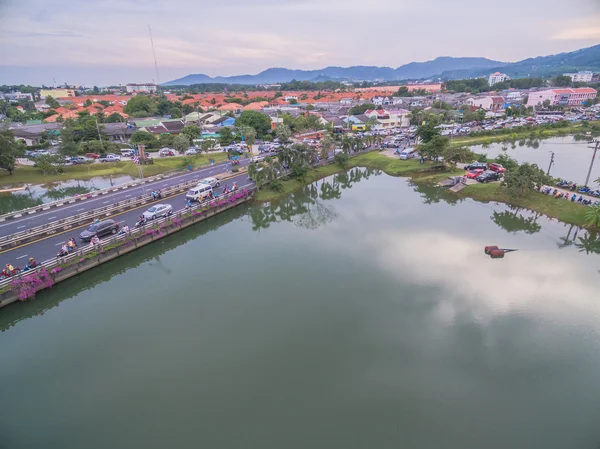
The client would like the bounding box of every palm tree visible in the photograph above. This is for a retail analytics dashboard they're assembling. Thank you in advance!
[341,135,352,154]
[574,232,600,255]
[585,205,600,229]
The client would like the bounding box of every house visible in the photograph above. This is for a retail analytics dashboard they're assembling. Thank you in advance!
[468,96,505,112]
[210,116,235,127]
[10,123,62,146]
[365,109,410,128]
[526,88,598,107]
[488,72,508,86]
[271,117,284,130]
[40,89,75,99]
[371,96,401,106]
[284,95,298,102]
[505,91,523,101]
[103,123,135,142]
[126,83,157,93]
[564,71,593,83]
[161,120,186,134]
[339,98,353,105]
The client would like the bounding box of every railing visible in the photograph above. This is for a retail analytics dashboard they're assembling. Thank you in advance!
[0,184,256,292]
[0,169,247,250]
[0,157,231,222]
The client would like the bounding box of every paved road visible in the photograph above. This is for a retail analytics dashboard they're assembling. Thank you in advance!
[0,155,261,237]
[0,172,252,269]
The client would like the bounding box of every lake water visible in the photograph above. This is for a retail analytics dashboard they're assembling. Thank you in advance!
[0,175,136,214]
[1,168,600,449]
[471,136,600,185]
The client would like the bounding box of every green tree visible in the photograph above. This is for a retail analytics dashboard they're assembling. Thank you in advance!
[288,98,298,105]
[123,95,156,115]
[200,139,216,154]
[275,124,291,143]
[83,99,92,107]
[242,127,256,145]
[105,112,124,123]
[235,111,272,137]
[219,127,235,147]
[158,133,175,148]
[59,124,79,157]
[420,135,449,160]
[0,129,21,175]
[502,162,551,199]
[416,122,440,143]
[348,103,376,115]
[552,75,573,87]
[130,130,156,148]
[585,206,600,229]
[334,152,349,169]
[173,134,190,153]
[169,107,182,118]
[442,145,475,165]
[45,95,60,109]
[182,124,201,142]
[34,154,64,175]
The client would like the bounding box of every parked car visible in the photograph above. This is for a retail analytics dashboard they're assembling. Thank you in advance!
[159,148,176,157]
[120,149,135,158]
[80,219,119,242]
[99,154,121,162]
[476,172,502,183]
[71,156,93,164]
[185,147,199,155]
[199,177,220,188]
[142,203,172,220]
[464,162,488,171]
[465,169,485,179]
[488,163,506,173]
[85,153,100,159]
[250,155,265,163]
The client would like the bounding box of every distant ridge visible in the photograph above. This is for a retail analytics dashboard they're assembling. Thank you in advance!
[164,45,600,86]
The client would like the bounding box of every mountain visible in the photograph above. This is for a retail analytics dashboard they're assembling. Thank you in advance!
[163,45,600,85]
[163,57,504,86]
[440,44,600,79]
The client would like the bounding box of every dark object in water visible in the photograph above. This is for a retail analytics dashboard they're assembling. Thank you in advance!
[485,246,518,259]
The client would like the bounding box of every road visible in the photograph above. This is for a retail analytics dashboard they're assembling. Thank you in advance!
[0,155,258,237]
[0,172,252,269]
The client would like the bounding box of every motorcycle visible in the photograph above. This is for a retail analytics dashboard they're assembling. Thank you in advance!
[1,267,20,278]
[135,217,147,228]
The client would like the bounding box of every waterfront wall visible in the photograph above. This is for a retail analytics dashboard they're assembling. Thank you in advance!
[0,190,255,308]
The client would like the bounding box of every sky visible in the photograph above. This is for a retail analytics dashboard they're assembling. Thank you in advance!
[0,0,599,86]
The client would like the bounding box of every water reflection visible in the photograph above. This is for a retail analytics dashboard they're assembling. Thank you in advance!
[491,209,541,235]
[249,167,382,231]
[0,175,136,213]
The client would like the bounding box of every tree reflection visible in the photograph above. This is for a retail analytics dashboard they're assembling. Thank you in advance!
[0,193,43,215]
[491,210,541,235]
[247,167,378,232]
[44,186,92,201]
[574,232,600,255]
[410,182,462,206]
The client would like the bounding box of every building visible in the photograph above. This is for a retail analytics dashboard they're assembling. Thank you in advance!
[339,98,353,105]
[488,72,508,86]
[40,89,75,99]
[126,83,157,93]
[564,71,593,83]
[467,96,505,112]
[526,88,598,107]
[2,92,34,102]
[210,116,235,127]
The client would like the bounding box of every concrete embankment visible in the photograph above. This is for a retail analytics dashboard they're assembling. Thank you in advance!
[0,189,255,308]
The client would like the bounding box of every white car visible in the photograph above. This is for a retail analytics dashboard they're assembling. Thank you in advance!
[142,204,172,220]
[199,177,220,188]
[100,154,121,162]
[250,155,265,163]
[185,147,199,155]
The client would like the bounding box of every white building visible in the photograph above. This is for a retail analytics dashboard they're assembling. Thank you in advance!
[126,83,157,93]
[284,95,298,102]
[564,71,593,83]
[488,72,508,86]
[2,92,34,102]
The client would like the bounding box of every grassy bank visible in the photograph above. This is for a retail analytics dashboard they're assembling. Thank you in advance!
[255,150,595,229]
[450,120,598,147]
[0,153,229,185]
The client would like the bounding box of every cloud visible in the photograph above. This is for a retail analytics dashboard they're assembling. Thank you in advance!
[552,26,600,41]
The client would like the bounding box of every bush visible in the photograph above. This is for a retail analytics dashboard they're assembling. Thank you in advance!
[232,166,239,172]
[477,153,488,163]
[270,179,284,192]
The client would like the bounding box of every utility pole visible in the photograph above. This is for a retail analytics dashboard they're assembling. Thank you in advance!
[584,140,599,187]
[547,151,555,176]
[95,116,103,147]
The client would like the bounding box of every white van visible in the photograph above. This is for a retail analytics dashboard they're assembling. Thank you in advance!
[120,149,135,158]
[186,184,213,202]
[399,148,417,160]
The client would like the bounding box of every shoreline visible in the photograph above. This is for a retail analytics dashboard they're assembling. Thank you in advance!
[256,151,597,230]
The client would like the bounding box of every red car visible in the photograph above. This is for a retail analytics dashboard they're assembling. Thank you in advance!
[489,163,506,173]
[85,153,100,159]
[465,169,484,179]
